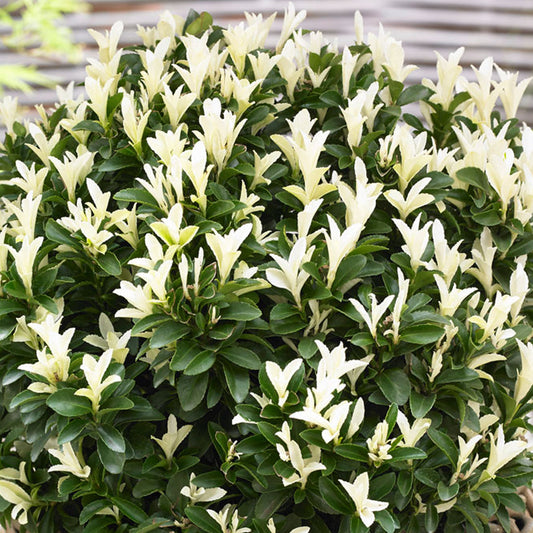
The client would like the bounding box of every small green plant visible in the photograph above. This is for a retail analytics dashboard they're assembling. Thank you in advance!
[0,0,88,94]
[0,5,532,532]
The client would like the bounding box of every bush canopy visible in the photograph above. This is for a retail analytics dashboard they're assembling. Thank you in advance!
[0,5,533,533]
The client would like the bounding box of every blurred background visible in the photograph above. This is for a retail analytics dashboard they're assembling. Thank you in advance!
[1,0,532,121]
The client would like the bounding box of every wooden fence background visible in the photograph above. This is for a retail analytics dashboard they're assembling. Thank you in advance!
[1,0,533,121]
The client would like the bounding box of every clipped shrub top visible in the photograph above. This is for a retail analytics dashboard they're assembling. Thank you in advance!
[0,5,533,532]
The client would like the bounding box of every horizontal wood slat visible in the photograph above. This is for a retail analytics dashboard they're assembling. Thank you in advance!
[1,0,533,122]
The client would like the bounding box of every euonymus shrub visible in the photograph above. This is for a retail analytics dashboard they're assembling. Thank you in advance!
[0,5,532,532]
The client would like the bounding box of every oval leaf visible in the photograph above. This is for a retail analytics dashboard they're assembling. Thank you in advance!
[376,369,411,406]
[400,324,444,344]
[220,345,261,370]
[184,506,221,533]
[318,477,355,515]
[150,321,190,348]
[47,389,92,417]
[96,424,126,453]
[111,497,148,524]
[220,301,262,321]
[184,350,216,376]
[177,373,208,411]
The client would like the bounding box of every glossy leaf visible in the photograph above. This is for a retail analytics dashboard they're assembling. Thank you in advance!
[46,389,93,417]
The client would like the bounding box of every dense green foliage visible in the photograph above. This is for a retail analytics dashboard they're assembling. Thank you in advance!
[0,6,533,532]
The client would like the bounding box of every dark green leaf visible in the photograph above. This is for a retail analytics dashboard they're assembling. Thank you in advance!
[97,438,125,474]
[376,369,411,405]
[184,11,213,36]
[245,105,271,126]
[80,500,111,524]
[170,340,204,371]
[270,317,306,334]
[0,299,25,316]
[428,427,458,468]
[33,295,58,314]
[499,492,526,513]
[2,368,24,386]
[220,302,262,321]
[270,303,300,321]
[397,470,413,496]
[435,367,479,385]
[472,206,501,226]
[131,314,170,335]
[10,390,40,409]
[424,504,439,533]
[129,519,176,533]
[375,510,398,533]
[334,444,368,462]
[3,281,27,300]
[264,163,288,182]
[150,321,190,348]
[350,516,368,533]
[325,144,352,159]
[96,424,126,453]
[318,477,355,514]
[79,500,109,524]
[33,266,57,294]
[72,120,105,134]
[223,363,250,402]
[455,167,488,189]
[114,188,159,208]
[95,252,122,276]
[185,506,221,533]
[389,447,427,462]
[57,475,82,496]
[58,419,86,445]
[350,332,375,348]
[207,199,237,218]
[133,479,165,499]
[191,471,226,488]
[370,473,395,499]
[82,516,115,533]
[385,403,398,434]
[177,372,208,411]
[255,490,290,520]
[450,91,471,112]
[0,315,17,341]
[457,502,484,533]
[106,92,123,117]
[319,90,344,107]
[45,219,79,246]
[401,324,444,344]
[300,429,327,448]
[208,322,236,340]
[404,113,425,131]
[111,497,148,524]
[276,190,305,209]
[332,255,366,290]
[99,397,135,414]
[99,154,138,172]
[437,481,459,501]
[508,234,533,258]
[414,468,440,488]
[298,336,319,359]
[397,85,433,106]
[426,171,454,189]
[220,345,261,370]
[46,389,92,417]
[410,391,435,418]
[256,422,279,446]
[184,350,216,375]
